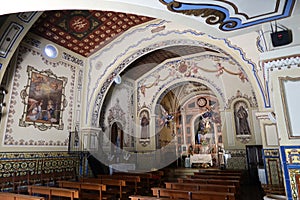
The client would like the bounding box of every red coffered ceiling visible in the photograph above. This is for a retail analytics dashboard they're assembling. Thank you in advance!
[30,10,153,57]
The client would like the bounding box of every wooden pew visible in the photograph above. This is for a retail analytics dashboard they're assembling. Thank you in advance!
[81,177,126,199]
[178,177,240,186]
[187,174,241,181]
[97,174,140,194]
[152,187,236,200]
[113,171,160,190]
[165,182,237,194]
[57,180,106,200]
[177,178,240,191]
[129,195,171,200]
[261,184,285,195]
[194,171,243,177]
[0,192,45,200]
[27,185,79,200]
[198,169,243,174]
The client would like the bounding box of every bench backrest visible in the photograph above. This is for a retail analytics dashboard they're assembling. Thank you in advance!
[81,177,126,187]
[177,178,240,187]
[113,172,153,179]
[97,174,141,182]
[0,192,45,200]
[57,180,106,191]
[188,174,241,180]
[194,172,242,176]
[152,187,235,200]
[165,182,237,193]
[27,185,79,198]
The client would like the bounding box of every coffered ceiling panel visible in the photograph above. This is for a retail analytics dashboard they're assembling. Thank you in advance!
[30,10,153,57]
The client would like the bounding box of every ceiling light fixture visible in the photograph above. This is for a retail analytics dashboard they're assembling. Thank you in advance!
[44,44,58,58]
[114,75,122,84]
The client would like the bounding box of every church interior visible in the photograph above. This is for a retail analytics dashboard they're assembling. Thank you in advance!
[0,0,300,199]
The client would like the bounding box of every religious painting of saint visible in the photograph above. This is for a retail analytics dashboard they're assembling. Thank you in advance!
[234,101,251,135]
[19,66,67,131]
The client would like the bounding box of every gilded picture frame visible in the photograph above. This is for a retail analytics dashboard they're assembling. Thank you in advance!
[279,76,300,139]
[19,66,68,131]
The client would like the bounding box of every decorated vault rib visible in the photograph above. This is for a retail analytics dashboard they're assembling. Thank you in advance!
[159,0,295,31]
[139,58,248,97]
[91,33,256,126]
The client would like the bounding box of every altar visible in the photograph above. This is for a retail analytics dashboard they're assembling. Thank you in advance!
[109,163,136,174]
[190,154,212,166]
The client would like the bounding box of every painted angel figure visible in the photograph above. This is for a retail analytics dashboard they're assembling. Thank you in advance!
[157,105,174,128]
[26,98,43,121]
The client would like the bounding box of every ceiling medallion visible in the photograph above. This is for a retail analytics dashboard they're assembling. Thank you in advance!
[57,11,101,40]
[159,0,295,31]
[69,16,90,33]
[197,97,207,108]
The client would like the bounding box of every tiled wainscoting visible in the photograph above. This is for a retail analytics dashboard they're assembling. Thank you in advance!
[280,146,300,200]
[0,151,80,192]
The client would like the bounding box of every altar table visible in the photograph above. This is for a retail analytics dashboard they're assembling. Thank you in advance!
[190,154,212,166]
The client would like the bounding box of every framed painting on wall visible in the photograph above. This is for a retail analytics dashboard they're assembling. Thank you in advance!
[19,66,68,131]
[279,76,300,138]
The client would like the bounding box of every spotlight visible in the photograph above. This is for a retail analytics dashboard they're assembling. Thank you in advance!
[114,75,122,84]
[44,44,58,58]
[0,86,7,94]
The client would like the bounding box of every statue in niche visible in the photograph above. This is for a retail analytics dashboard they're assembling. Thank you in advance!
[140,111,150,139]
[235,103,251,135]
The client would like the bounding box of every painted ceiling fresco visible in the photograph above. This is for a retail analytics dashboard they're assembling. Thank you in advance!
[30,10,153,57]
[28,1,296,58]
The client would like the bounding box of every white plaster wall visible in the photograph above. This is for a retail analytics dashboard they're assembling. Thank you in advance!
[0,35,85,151]
[102,78,136,151]
[262,46,300,146]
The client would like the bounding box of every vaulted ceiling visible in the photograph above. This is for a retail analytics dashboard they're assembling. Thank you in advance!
[30,10,154,57]
[27,0,297,58]
[1,0,298,82]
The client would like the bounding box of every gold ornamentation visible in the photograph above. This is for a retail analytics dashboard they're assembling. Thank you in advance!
[285,148,300,164]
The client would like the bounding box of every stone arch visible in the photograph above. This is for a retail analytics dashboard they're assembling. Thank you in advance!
[90,34,262,127]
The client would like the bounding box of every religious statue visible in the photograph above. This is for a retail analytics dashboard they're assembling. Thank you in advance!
[236,105,251,135]
[141,114,149,139]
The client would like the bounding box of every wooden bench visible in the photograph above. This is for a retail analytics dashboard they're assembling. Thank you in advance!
[97,174,140,194]
[178,178,240,188]
[198,169,243,174]
[114,171,160,190]
[81,177,126,199]
[152,187,236,200]
[0,192,45,200]
[57,180,106,200]
[165,182,237,194]
[129,195,171,200]
[194,171,243,177]
[27,185,79,200]
[261,184,285,195]
[187,174,241,181]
